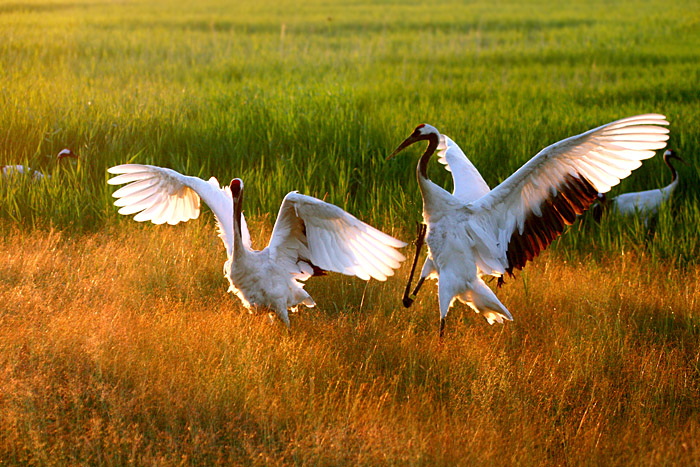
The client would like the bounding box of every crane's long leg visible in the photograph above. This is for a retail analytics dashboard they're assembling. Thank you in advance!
[437,278,459,339]
[402,223,427,308]
[274,304,291,328]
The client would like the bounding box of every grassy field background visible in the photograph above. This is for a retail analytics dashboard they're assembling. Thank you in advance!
[1,0,699,464]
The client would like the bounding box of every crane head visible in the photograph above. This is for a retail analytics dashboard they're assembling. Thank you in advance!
[663,149,688,166]
[230,178,244,198]
[387,124,440,160]
[57,149,78,160]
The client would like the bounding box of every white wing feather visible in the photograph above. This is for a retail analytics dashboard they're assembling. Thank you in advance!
[468,114,669,272]
[436,135,490,202]
[107,164,251,255]
[266,192,406,281]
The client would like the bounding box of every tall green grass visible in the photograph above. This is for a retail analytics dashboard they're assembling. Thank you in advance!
[1,0,699,264]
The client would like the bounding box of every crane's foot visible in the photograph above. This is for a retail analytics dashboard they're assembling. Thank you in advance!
[402,293,417,308]
[404,278,425,308]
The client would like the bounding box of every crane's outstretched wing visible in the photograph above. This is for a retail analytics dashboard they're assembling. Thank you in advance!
[436,135,490,202]
[467,114,669,279]
[266,192,407,281]
[107,164,251,256]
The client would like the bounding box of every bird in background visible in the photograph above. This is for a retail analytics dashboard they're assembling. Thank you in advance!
[388,114,669,336]
[1,149,77,181]
[592,149,687,225]
[107,164,406,326]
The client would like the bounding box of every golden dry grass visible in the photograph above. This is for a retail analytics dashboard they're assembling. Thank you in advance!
[1,221,699,465]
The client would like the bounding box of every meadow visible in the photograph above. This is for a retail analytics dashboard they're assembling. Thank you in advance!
[1,0,699,464]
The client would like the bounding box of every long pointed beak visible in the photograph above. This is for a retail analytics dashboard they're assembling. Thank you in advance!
[665,150,689,166]
[386,135,420,161]
[675,155,690,166]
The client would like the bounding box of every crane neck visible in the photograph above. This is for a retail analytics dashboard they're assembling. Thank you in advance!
[664,155,678,183]
[232,194,245,257]
[417,133,440,180]
[415,136,459,219]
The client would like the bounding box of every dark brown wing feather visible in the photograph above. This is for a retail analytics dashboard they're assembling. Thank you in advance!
[499,174,598,286]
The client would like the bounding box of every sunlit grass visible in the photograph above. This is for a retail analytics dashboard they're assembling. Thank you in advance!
[2,0,700,464]
[0,224,698,464]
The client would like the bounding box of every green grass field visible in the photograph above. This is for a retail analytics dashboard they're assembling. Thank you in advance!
[1,0,699,464]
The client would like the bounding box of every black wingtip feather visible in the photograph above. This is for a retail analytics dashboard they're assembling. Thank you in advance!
[503,174,598,279]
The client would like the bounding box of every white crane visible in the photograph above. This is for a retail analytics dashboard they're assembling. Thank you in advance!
[388,114,669,335]
[594,149,687,224]
[107,164,406,326]
[402,134,490,308]
[1,149,76,181]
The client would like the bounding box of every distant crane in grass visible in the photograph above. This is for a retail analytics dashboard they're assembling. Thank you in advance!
[1,149,77,181]
[388,114,669,336]
[592,149,687,225]
[107,164,406,326]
